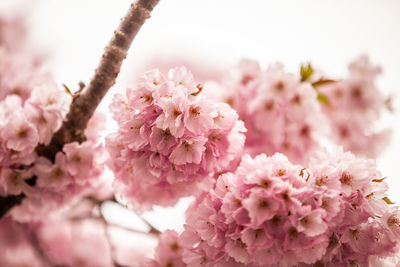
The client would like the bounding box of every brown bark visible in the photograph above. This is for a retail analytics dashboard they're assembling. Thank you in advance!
[0,0,160,218]
[37,0,160,161]
[0,194,24,218]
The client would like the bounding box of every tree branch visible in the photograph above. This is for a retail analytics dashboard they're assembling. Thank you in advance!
[70,200,159,266]
[0,0,160,218]
[132,209,161,235]
[0,194,24,218]
[110,196,161,235]
[37,0,160,161]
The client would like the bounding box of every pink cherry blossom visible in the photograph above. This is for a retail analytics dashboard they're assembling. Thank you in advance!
[184,100,215,134]
[206,59,329,164]
[25,83,72,145]
[242,188,280,225]
[155,93,187,138]
[63,141,106,182]
[0,168,31,195]
[34,152,72,190]
[318,55,390,158]
[153,149,400,266]
[1,110,39,152]
[107,67,246,210]
[169,137,207,165]
[0,8,398,267]
[150,230,185,267]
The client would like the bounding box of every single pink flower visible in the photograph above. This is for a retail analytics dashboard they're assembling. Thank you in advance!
[1,110,39,152]
[169,137,207,165]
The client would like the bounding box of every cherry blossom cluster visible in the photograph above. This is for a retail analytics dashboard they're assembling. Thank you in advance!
[107,67,246,210]
[0,6,397,267]
[0,88,107,220]
[0,83,70,188]
[11,142,107,222]
[205,59,328,164]
[201,56,390,163]
[0,29,107,220]
[151,149,400,266]
[318,55,390,158]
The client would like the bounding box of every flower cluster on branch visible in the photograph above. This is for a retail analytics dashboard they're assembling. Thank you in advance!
[107,68,246,210]
[0,2,398,267]
[151,150,400,266]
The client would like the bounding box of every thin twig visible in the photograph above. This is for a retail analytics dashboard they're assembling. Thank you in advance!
[69,202,157,267]
[97,205,127,267]
[132,210,161,235]
[0,194,24,218]
[74,196,160,236]
[69,214,156,237]
[111,196,161,235]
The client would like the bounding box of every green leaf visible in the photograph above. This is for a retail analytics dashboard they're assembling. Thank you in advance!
[317,92,330,107]
[300,63,314,82]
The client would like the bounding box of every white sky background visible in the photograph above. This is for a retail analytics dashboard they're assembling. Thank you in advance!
[1,0,400,232]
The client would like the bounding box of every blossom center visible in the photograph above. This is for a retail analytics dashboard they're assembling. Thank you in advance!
[315,176,328,186]
[351,86,363,99]
[260,179,270,189]
[259,199,270,208]
[54,168,63,177]
[340,172,352,185]
[388,215,400,228]
[275,80,285,91]
[241,74,253,85]
[17,128,27,138]
[264,100,274,111]
[190,106,200,116]
[169,242,180,252]
[173,109,182,117]
[140,94,153,104]
[276,169,286,176]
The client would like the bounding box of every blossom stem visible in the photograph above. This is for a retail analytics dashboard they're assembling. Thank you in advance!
[133,210,161,235]
[111,196,161,235]
[70,214,157,237]
[97,205,126,267]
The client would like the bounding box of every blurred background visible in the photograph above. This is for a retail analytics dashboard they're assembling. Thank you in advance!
[1,0,399,232]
